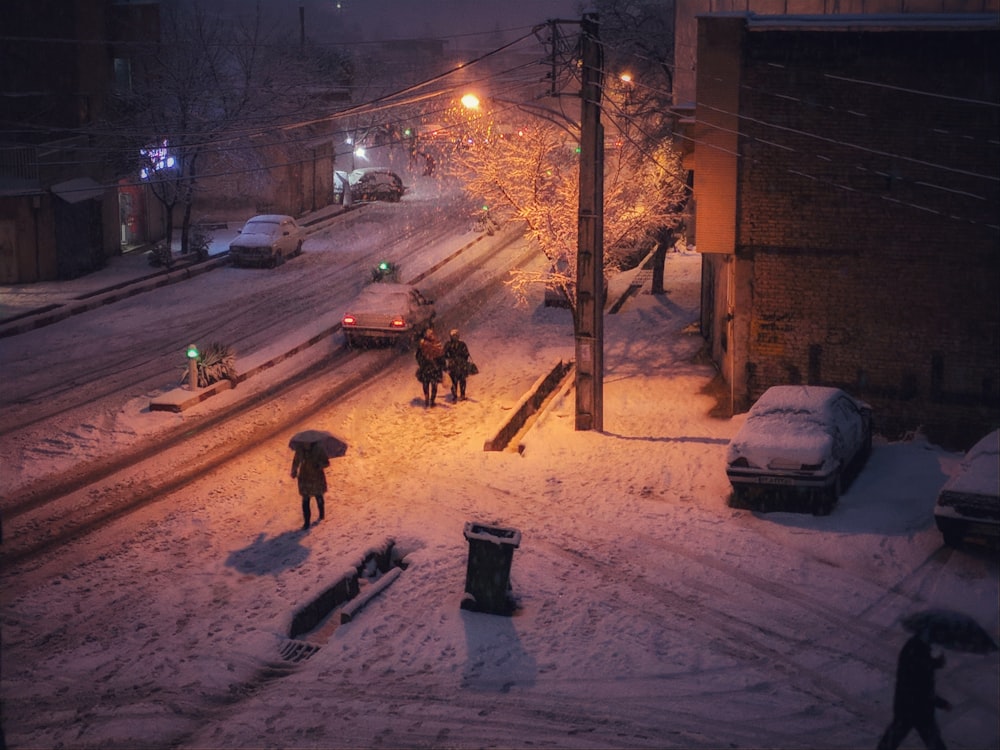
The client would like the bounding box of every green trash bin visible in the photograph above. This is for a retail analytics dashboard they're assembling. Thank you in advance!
[461,522,521,615]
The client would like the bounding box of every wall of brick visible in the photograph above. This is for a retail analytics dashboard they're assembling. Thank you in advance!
[729,25,999,446]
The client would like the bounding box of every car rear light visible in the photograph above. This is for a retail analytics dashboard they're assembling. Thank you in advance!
[342,315,357,326]
[390,317,406,329]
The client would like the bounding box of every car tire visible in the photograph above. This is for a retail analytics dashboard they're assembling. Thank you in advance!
[729,487,750,509]
[811,490,834,516]
[272,252,284,268]
[296,241,303,257]
[941,528,963,548]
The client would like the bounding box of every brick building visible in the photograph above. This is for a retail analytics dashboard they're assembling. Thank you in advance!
[693,13,999,447]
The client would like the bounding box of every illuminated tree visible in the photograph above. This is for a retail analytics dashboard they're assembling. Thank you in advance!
[447,97,688,312]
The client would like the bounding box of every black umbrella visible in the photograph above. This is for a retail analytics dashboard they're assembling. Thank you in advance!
[901,609,999,654]
[288,430,347,459]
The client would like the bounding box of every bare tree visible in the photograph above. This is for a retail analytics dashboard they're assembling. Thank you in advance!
[104,2,350,254]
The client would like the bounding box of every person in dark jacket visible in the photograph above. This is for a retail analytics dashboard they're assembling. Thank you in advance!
[415,327,445,407]
[291,442,329,530]
[444,328,472,401]
[877,633,951,750]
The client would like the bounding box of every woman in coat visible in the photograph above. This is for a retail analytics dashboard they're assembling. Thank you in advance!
[291,442,329,530]
[415,327,445,407]
[444,328,472,401]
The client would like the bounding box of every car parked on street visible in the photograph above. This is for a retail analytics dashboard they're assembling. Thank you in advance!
[229,215,304,268]
[338,168,405,203]
[726,385,873,515]
[341,283,435,348]
[934,429,999,548]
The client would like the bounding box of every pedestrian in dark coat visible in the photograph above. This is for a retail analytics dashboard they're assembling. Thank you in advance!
[444,328,472,401]
[415,327,445,407]
[291,442,329,530]
[877,633,951,750]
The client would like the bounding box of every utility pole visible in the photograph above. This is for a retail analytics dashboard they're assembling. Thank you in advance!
[575,13,604,431]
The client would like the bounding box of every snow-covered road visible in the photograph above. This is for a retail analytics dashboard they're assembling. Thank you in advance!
[0,177,996,749]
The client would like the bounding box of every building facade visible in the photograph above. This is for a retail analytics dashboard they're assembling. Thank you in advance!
[693,13,999,447]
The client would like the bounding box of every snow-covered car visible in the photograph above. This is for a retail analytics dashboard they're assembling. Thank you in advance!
[341,283,435,348]
[934,429,1000,548]
[726,385,873,515]
[345,168,405,203]
[229,215,304,268]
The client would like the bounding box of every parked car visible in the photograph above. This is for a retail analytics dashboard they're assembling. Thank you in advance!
[934,429,999,548]
[726,385,873,515]
[229,215,304,268]
[346,168,405,202]
[341,283,435,348]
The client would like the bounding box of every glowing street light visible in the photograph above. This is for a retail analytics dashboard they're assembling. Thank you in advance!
[185,344,200,390]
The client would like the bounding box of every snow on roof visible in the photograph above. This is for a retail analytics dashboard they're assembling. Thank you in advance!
[246,214,294,224]
[749,385,846,415]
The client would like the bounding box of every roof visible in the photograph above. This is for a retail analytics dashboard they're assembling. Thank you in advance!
[698,11,1000,32]
[246,214,295,223]
[51,177,106,204]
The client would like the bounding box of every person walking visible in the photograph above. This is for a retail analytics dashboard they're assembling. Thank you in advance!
[415,327,445,407]
[877,633,951,750]
[444,328,473,401]
[291,442,329,530]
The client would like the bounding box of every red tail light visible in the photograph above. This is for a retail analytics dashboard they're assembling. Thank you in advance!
[342,314,357,326]
[389,316,406,329]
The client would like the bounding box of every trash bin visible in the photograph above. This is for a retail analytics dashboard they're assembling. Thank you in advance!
[461,522,521,616]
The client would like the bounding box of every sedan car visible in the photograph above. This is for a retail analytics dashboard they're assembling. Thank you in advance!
[346,168,405,203]
[726,385,873,515]
[341,283,435,348]
[229,214,304,268]
[934,429,999,548]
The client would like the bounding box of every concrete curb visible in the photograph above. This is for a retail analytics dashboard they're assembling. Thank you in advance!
[0,256,231,339]
[483,359,575,452]
[289,538,398,638]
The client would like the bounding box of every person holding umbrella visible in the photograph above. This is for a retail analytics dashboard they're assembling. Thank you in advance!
[878,609,997,750]
[877,631,951,750]
[290,440,329,531]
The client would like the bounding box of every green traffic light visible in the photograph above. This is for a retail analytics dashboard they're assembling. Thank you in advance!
[186,344,199,359]
[379,261,390,271]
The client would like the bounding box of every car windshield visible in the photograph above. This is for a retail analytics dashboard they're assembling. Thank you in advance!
[243,220,280,236]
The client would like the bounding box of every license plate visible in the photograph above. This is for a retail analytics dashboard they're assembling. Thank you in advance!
[757,476,794,486]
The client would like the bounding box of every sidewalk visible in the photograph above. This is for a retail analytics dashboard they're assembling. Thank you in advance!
[0,203,351,338]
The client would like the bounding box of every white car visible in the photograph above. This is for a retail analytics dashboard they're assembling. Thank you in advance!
[726,385,873,515]
[341,283,435,348]
[229,215,304,268]
[934,430,1000,548]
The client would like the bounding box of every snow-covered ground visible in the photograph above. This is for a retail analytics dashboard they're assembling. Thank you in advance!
[1,221,997,748]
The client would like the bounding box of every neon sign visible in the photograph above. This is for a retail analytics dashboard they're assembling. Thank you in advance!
[140,140,176,179]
